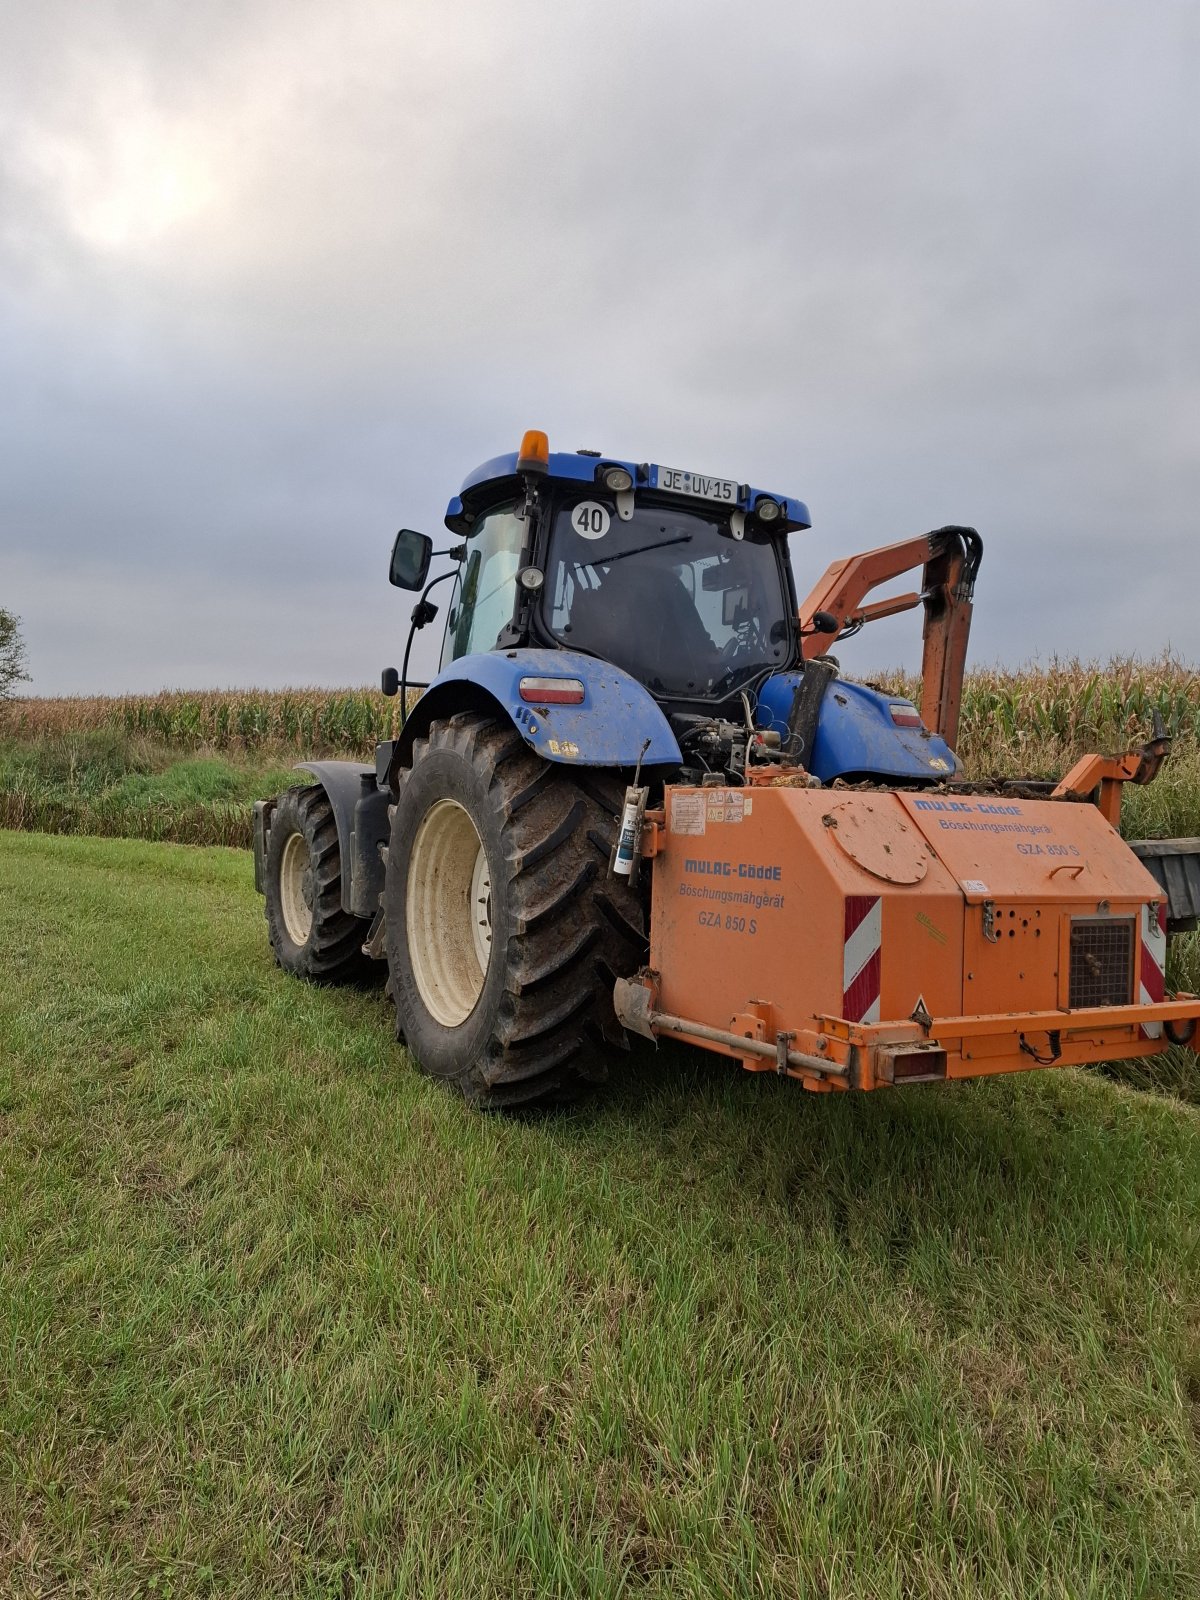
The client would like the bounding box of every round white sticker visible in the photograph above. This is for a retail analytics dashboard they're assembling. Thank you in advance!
[570,500,610,541]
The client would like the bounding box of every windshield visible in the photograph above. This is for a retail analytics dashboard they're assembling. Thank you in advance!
[542,497,792,698]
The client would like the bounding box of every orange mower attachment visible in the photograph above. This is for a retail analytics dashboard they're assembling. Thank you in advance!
[614,782,1200,1092]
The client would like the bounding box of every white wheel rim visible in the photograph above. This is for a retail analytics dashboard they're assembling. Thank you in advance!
[280,830,314,945]
[407,798,492,1026]
[470,840,493,975]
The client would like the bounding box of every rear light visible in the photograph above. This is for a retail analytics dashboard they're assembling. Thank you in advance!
[601,465,633,492]
[518,676,585,705]
[889,702,922,728]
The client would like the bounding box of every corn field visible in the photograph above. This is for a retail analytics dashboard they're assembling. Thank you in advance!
[874,655,1199,774]
[3,656,1197,765]
[0,686,408,753]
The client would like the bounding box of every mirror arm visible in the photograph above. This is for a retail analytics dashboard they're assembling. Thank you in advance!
[399,569,458,729]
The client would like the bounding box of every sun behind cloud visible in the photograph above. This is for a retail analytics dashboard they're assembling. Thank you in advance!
[42,112,218,254]
[14,51,227,262]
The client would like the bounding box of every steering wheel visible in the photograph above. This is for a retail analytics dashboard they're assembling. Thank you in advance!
[719,613,767,664]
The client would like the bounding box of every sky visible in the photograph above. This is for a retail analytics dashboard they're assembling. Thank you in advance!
[1,0,1197,695]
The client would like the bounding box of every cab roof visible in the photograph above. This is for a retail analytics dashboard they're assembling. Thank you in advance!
[446,448,811,533]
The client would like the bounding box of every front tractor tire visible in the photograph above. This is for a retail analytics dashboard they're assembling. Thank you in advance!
[385,714,647,1110]
[264,785,370,983]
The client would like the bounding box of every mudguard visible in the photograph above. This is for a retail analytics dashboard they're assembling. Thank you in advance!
[755,673,959,784]
[393,648,682,773]
[295,760,390,917]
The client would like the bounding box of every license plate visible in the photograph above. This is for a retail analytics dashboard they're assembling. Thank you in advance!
[651,465,739,505]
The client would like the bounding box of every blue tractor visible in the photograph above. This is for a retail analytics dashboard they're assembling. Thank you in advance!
[255,430,980,1108]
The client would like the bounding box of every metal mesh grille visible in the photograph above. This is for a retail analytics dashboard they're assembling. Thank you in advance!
[1068,917,1135,1009]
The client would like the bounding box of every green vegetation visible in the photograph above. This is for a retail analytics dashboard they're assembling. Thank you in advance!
[0,608,29,699]
[1112,745,1200,845]
[0,731,298,848]
[1,830,1198,1597]
[4,653,1197,768]
[2,658,1197,847]
[0,686,404,754]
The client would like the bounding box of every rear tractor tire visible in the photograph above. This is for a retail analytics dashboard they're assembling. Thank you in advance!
[264,785,370,983]
[384,714,647,1109]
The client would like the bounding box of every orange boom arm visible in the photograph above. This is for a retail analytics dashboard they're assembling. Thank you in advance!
[799,526,983,749]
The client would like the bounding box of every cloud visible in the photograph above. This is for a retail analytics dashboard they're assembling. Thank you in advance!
[0,0,1196,694]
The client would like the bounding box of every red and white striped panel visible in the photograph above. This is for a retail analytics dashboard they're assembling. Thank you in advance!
[843,895,882,1024]
[1139,901,1167,1040]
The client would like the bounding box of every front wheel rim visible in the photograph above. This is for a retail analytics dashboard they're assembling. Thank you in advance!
[406,799,492,1027]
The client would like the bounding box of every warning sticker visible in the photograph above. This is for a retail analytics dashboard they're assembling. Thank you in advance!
[671,793,707,836]
[962,879,989,894]
[698,788,748,825]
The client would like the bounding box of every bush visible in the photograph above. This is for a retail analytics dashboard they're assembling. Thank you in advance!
[0,608,29,700]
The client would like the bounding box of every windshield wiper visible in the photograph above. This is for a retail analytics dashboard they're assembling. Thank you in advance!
[580,534,693,569]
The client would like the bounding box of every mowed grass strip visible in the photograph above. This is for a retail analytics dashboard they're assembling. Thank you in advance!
[1,832,1198,1598]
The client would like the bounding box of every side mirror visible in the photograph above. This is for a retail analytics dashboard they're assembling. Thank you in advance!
[389,528,433,590]
[810,610,840,635]
[381,667,399,697]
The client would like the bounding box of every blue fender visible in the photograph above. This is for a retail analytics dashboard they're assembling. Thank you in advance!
[294,760,390,916]
[755,673,959,784]
[395,648,682,770]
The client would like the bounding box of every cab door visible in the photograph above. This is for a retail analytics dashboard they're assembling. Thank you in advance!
[441,502,525,665]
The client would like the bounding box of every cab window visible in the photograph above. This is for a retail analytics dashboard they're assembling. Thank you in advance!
[543,497,791,698]
[440,504,524,666]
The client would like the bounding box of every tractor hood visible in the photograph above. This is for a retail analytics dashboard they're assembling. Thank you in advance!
[756,673,959,784]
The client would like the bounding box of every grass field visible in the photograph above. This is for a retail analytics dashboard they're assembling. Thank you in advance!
[1,830,1198,1597]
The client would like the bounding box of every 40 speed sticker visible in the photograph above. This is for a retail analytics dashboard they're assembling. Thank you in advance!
[570,501,610,540]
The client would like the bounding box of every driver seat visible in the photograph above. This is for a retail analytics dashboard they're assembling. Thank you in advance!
[573,561,716,691]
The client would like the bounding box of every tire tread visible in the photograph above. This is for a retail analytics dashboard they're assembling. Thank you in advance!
[387,717,647,1108]
[265,785,369,981]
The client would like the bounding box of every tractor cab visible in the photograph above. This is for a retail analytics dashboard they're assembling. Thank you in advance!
[428,436,810,715]
[387,430,965,788]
